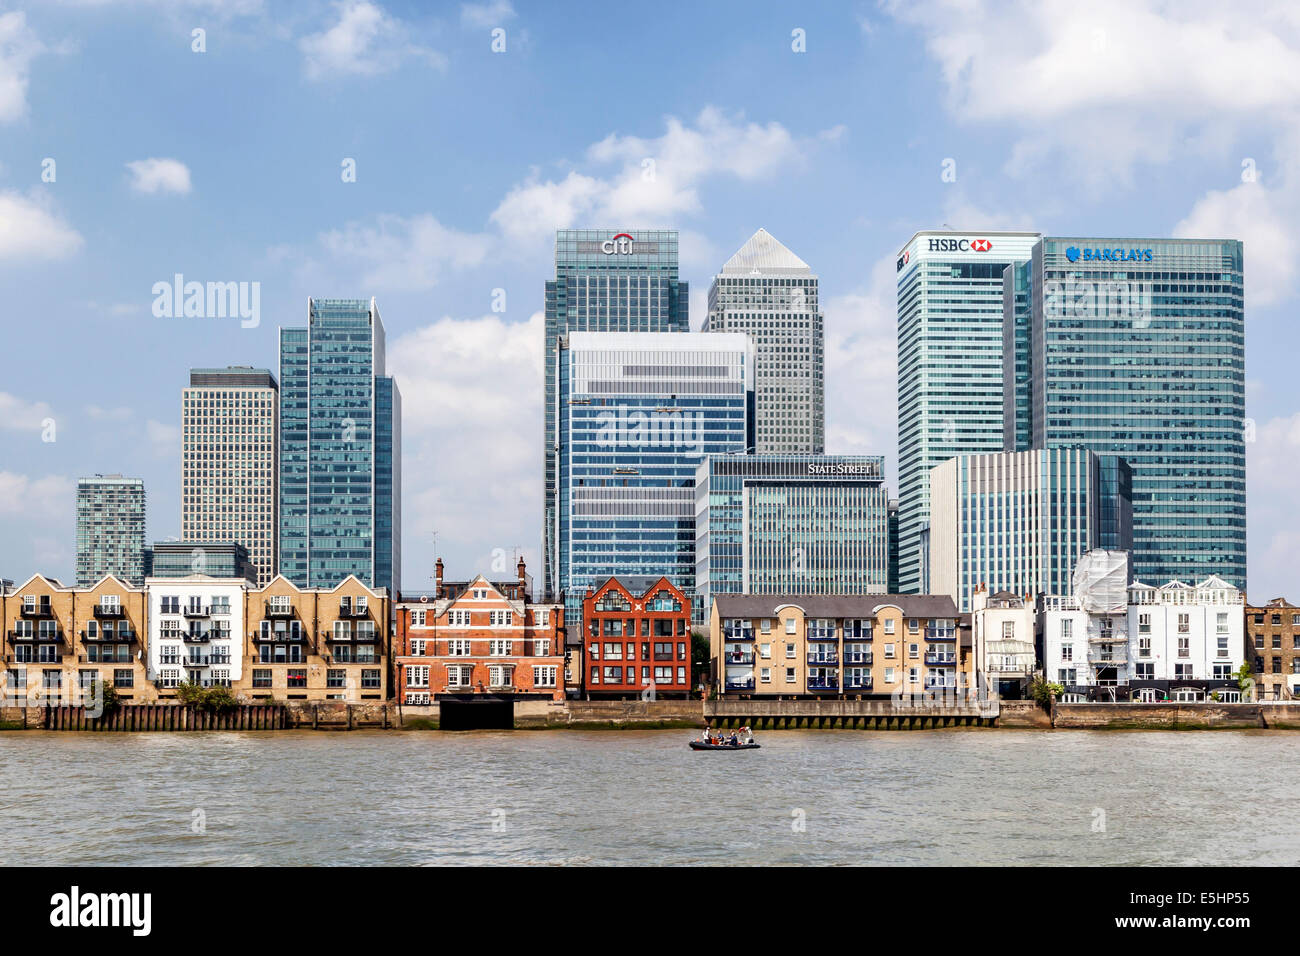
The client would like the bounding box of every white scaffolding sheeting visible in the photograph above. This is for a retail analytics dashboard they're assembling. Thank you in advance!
[1072,550,1130,612]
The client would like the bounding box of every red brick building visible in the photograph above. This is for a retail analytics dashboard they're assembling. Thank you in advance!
[581,576,692,698]
[394,558,566,704]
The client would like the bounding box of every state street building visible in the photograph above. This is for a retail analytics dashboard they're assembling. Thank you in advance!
[694,454,890,624]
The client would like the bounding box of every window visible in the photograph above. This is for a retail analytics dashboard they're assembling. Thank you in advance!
[489,640,513,656]
[602,642,622,660]
[411,609,426,626]
[533,639,551,657]
[447,665,473,687]
[908,643,919,659]
[1178,613,1190,634]
[785,668,796,684]
[908,667,919,684]
[534,609,550,627]
[884,643,895,659]
[1134,662,1153,680]
[253,669,272,688]
[1061,619,1073,640]
[113,668,133,688]
[1058,668,1077,684]
[327,669,347,688]
[759,667,771,683]
[410,638,426,656]
[1216,636,1229,658]
[908,619,919,633]
[784,618,796,635]
[884,667,895,684]
[884,619,896,635]
[784,643,795,659]
[1139,613,1150,634]
[533,665,557,688]
[1178,636,1190,658]
[448,639,471,656]
[1061,644,1073,662]
[1002,621,1015,639]
[1216,612,1229,636]
[1138,636,1151,658]
[760,619,772,634]
[405,666,429,688]
[287,669,307,688]
[333,621,352,641]
[361,670,381,689]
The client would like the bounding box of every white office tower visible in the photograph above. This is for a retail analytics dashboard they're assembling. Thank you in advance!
[704,228,823,453]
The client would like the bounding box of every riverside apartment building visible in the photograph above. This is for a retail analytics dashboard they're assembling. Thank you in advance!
[394,559,566,704]
[579,576,692,698]
[711,594,973,698]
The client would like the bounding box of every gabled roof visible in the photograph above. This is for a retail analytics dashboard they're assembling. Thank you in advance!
[11,572,70,591]
[715,593,960,619]
[1196,575,1237,591]
[719,228,812,276]
[588,574,682,601]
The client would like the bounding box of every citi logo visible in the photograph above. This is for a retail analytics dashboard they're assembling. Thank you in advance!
[49,886,151,936]
[601,233,635,255]
[927,237,992,253]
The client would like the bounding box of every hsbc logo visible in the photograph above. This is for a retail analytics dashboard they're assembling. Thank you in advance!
[601,233,636,255]
[927,237,993,253]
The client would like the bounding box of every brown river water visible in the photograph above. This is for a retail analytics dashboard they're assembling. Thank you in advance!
[0,728,1294,865]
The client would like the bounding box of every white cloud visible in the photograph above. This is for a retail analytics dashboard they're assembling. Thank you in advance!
[300,0,444,80]
[1175,181,1295,307]
[0,392,55,431]
[0,191,83,261]
[389,312,543,578]
[490,109,815,250]
[0,11,43,123]
[884,0,1300,183]
[460,1,514,30]
[84,404,133,422]
[0,472,74,520]
[318,213,492,292]
[126,157,192,195]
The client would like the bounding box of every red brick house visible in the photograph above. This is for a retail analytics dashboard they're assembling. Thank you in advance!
[395,558,566,704]
[581,576,692,698]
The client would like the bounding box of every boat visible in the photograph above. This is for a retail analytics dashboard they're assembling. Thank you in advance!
[689,728,759,750]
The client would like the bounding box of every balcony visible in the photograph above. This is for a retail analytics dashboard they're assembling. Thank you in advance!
[925,628,957,641]
[81,628,138,643]
[723,630,755,643]
[183,657,212,668]
[924,653,958,666]
[92,603,127,619]
[1090,648,1128,665]
[807,677,840,692]
[19,603,54,618]
[806,632,838,642]
[843,652,873,665]
[725,678,755,692]
[925,680,958,691]
[8,628,64,644]
[338,603,370,619]
[807,654,839,666]
[256,630,307,643]
[264,602,296,618]
[182,631,212,644]
[725,651,755,665]
[844,677,874,691]
[182,606,210,619]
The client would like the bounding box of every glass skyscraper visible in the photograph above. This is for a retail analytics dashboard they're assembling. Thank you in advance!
[556,331,753,619]
[703,228,824,453]
[76,474,147,586]
[694,455,889,622]
[543,230,689,599]
[279,297,401,594]
[1004,237,1245,588]
[928,447,1133,612]
[895,230,1042,594]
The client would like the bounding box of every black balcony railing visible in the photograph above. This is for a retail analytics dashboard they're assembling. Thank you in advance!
[92,603,127,618]
[8,629,64,643]
[338,604,370,619]
[19,603,54,618]
[264,602,296,618]
[182,606,210,618]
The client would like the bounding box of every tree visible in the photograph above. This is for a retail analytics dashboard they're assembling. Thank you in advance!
[87,678,121,718]
[690,630,711,698]
[1233,662,1255,702]
[1029,676,1064,707]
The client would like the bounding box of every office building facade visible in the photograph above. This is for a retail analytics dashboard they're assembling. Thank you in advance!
[694,454,889,623]
[703,228,824,453]
[555,331,753,620]
[1004,237,1246,588]
[279,297,401,595]
[543,230,689,598]
[181,367,279,585]
[929,447,1133,612]
[75,475,147,586]
[895,231,1042,595]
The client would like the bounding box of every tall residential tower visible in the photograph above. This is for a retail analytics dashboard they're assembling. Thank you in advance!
[75,474,147,586]
[181,367,279,585]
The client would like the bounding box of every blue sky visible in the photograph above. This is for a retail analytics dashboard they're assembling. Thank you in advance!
[2,0,1298,601]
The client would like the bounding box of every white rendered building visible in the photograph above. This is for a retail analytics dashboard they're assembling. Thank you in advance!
[146,575,249,690]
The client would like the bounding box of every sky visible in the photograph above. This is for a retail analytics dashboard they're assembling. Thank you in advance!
[1,0,1298,601]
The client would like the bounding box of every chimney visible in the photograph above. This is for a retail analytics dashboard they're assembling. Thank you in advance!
[435,557,444,599]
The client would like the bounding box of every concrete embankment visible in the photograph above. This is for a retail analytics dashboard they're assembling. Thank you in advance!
[1051,701,1300,729]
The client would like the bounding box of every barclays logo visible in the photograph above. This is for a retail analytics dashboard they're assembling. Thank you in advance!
[1066,246,1152,263]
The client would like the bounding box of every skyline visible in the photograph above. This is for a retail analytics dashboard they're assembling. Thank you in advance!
[2,1,1298,602]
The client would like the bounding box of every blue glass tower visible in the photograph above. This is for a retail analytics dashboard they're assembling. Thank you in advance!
[544,230,689,599]
[556,331,753,620]
[279,297,401,594]
[1004,238,1245,589]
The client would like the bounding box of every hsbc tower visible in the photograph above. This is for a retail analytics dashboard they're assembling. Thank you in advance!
[894,230,1040,594]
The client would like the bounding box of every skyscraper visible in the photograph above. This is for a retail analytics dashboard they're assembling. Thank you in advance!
[928,448,1133,612]
[694,454,889,621]
[279,297,401,594]
[1004,237,1246,588]
[555,331,753,619]
[703,228,824,453]
[181,367,279,585]
[895,230,1041,594]
[76,475,147,585]
[543,230,689,599]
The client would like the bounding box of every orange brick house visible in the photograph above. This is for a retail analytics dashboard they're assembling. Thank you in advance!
[394,558,566,704]
[580,575,692,698]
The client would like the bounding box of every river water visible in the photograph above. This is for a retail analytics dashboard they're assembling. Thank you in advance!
[1,729,1294,866]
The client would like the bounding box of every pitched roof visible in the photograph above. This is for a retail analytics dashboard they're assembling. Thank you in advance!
[719,228,812,276]
[714,593,961,619]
